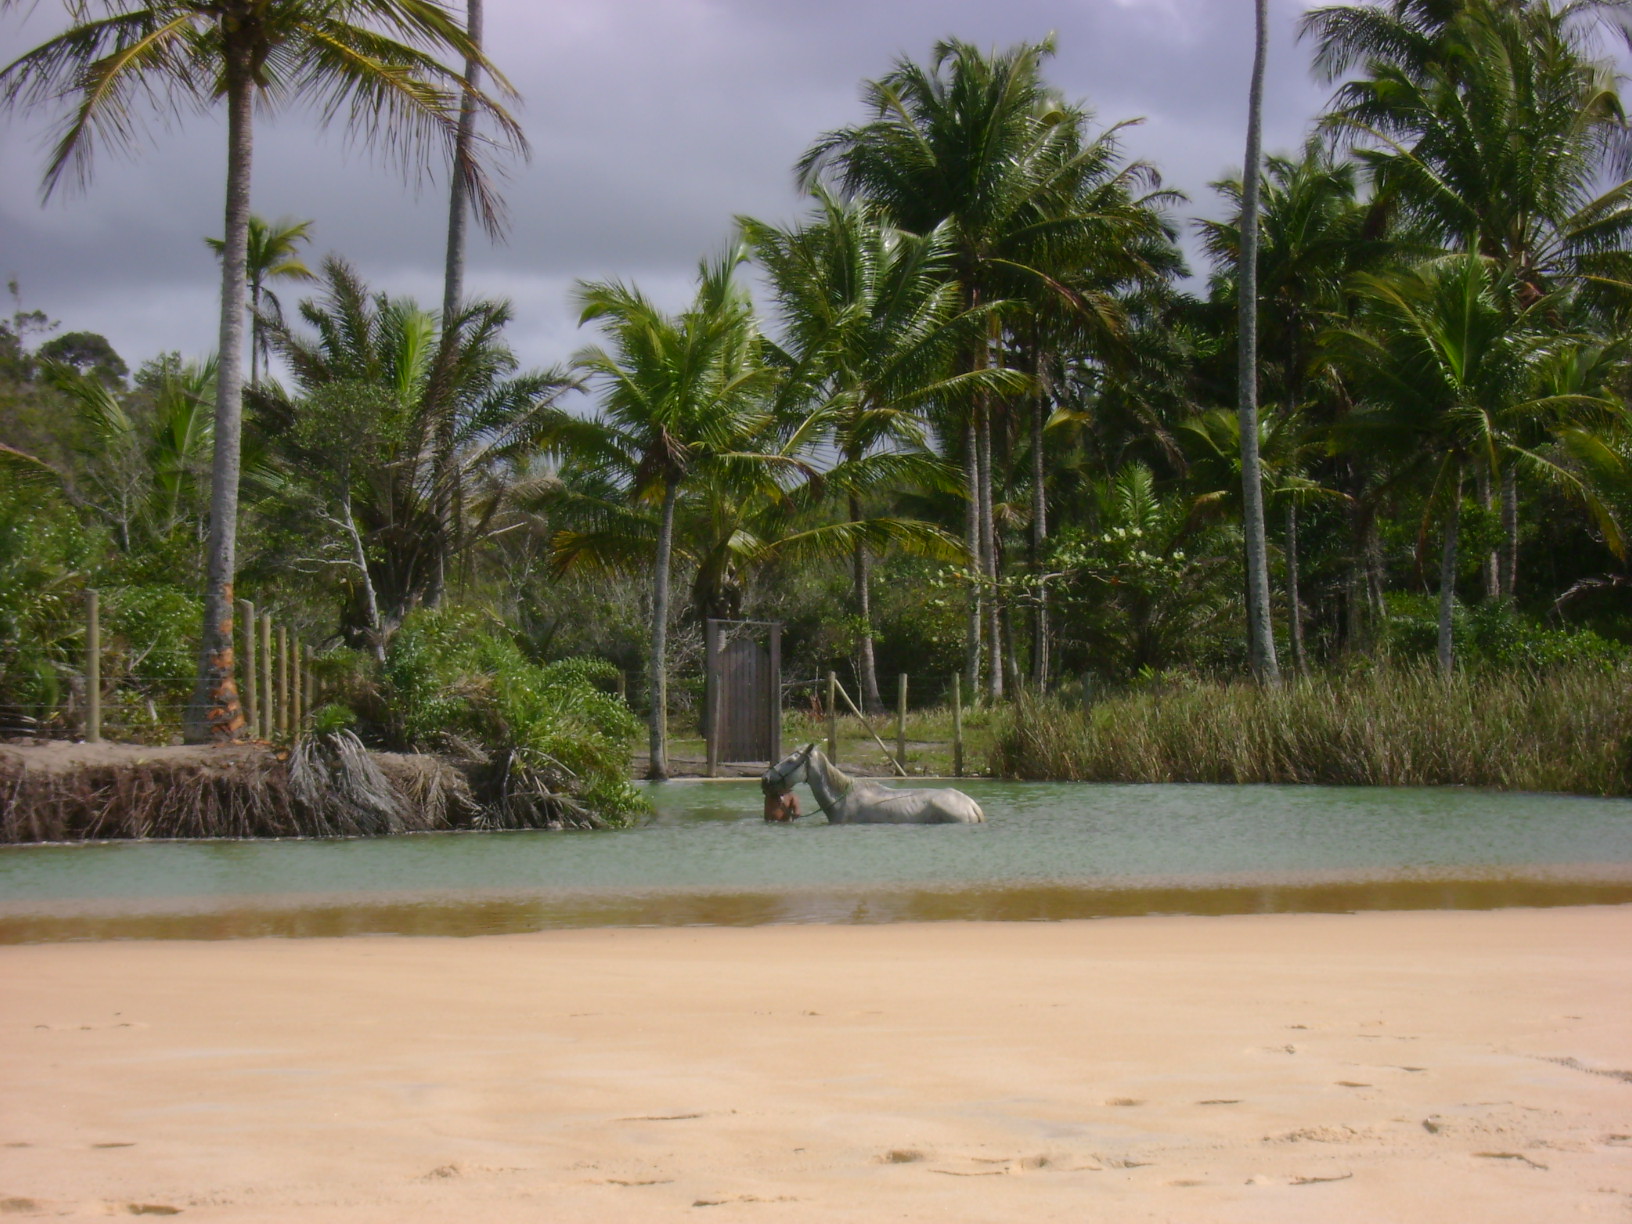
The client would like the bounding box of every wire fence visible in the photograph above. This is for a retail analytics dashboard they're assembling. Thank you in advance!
[2,592,326,745]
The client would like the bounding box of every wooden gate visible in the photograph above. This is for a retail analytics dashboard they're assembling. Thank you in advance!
[704,619,782,774]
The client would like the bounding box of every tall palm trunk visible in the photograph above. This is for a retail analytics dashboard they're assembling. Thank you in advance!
[186,51,253,743]
[1030,378,1049,691]
[963,418,983,700]
[1499,465,1518,598]
[1237,0,1280,685]
[442,0,482,328]
[426,0,483,610]
[850,489,883,713]
[1437,468,1463,676]
[1476,466,1498,599]
[977,398,1003,701]
[647,479,681,780]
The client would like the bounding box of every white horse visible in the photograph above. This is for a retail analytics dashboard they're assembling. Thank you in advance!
[761,743,986,824]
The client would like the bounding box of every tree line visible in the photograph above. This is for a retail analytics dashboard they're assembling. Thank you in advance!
[6,1,1632,787]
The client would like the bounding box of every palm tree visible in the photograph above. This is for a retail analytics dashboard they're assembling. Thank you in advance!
[799,36,1176,701]
[1199,138,1374,667]
[38,354,217,553]
[1236,0,1281,684]
[206,215,316,385]
[1303,0,1632,597]
[1324,254,1588,672]
[1,0,526,742]
[570,252,781,780]
[742,191,1019,710]
[252,258,576,656]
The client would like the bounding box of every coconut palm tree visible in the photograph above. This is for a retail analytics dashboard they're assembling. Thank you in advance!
[798,36,1177,701]
[1199,138,1376,667]
[1323,253,1598,672]
[1303,0,1632,596]
[1,0,526,741]
[1234,0,1282,684]
[569,252,781,780]
[742,191,1021,710]
[206,215,316,386]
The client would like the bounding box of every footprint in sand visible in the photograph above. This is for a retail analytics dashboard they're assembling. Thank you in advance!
[877,1150,926,1164]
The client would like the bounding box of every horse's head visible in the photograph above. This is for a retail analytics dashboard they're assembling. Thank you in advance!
[761,743,815,795]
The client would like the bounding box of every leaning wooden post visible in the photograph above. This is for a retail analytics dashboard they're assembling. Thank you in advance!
[84,589,101,743]
[826,669,838,762]
[896,673,908,770]
[277,624,290,739]
[238,599,257,738]
[259,613,273,740]
[952,672,964,778]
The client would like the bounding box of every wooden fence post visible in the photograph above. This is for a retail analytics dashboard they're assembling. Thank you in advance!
[84,589,100,743]
[259,613,273,740]
[896,673,907,770]
[826,670,838,762]
[952,672,964,778]
[238,599,257,738]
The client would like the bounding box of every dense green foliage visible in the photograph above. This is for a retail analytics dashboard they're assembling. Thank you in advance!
[9,5,1632,807]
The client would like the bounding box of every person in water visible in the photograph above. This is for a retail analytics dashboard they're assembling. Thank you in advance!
[763,787,801,822]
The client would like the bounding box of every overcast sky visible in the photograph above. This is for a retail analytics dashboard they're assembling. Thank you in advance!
[0,0,1333,378]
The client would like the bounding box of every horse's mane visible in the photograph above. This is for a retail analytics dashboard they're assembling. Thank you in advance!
[807,745,854,796]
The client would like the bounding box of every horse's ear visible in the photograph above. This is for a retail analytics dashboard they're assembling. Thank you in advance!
[803,742,816,757]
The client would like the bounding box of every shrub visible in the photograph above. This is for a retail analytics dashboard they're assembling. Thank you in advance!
[379,608,645,827]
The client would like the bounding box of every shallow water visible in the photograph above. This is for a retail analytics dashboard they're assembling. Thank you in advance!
[1,780,1629,941]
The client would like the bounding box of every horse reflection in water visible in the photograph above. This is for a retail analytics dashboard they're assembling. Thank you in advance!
[762,743,986,824]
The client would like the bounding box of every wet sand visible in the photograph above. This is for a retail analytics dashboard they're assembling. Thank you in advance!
[2,906,1629,1222]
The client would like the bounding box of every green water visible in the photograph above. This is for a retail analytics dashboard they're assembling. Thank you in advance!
[1,780,1628,941]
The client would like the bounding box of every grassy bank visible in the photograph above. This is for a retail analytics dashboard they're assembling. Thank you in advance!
[990,666,1632,796]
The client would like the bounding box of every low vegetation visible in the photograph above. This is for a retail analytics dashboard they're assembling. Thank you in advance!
[991,664,1632,796]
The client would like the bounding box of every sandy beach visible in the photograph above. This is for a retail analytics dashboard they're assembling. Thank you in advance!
[2,905,1629,1222]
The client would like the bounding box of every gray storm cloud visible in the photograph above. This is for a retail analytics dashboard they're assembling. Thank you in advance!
[0,0,1330,374]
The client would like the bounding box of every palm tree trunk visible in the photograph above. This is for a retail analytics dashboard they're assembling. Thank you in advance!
[963,418,983,701]
[1499,464,1518,599]
[1476,466,1498,600]
[977,399,1003,701]
[1437,468,1463,677]
[1286,500,1305,674]
[425,0,483,612]
[1236,0,1280,685]
[1030,381,1049,691]
[186,53,253,743]
[647,478,680,780]
[441,0,482,327]
[851,490,883,713]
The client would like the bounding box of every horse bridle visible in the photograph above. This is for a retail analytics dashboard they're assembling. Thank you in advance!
[762,743,814,795]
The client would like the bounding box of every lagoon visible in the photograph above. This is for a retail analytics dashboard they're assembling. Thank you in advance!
[2,780,1629,942]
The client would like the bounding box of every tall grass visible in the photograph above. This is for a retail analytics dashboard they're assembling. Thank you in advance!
[991,665,1632,795]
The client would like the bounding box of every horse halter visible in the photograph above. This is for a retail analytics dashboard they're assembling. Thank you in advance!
[761,743,813,795]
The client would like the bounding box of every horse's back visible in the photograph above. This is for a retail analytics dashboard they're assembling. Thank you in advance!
[831,783,985,824]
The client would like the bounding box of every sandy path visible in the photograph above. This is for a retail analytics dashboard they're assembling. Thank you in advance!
[2,907,1629,1222]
